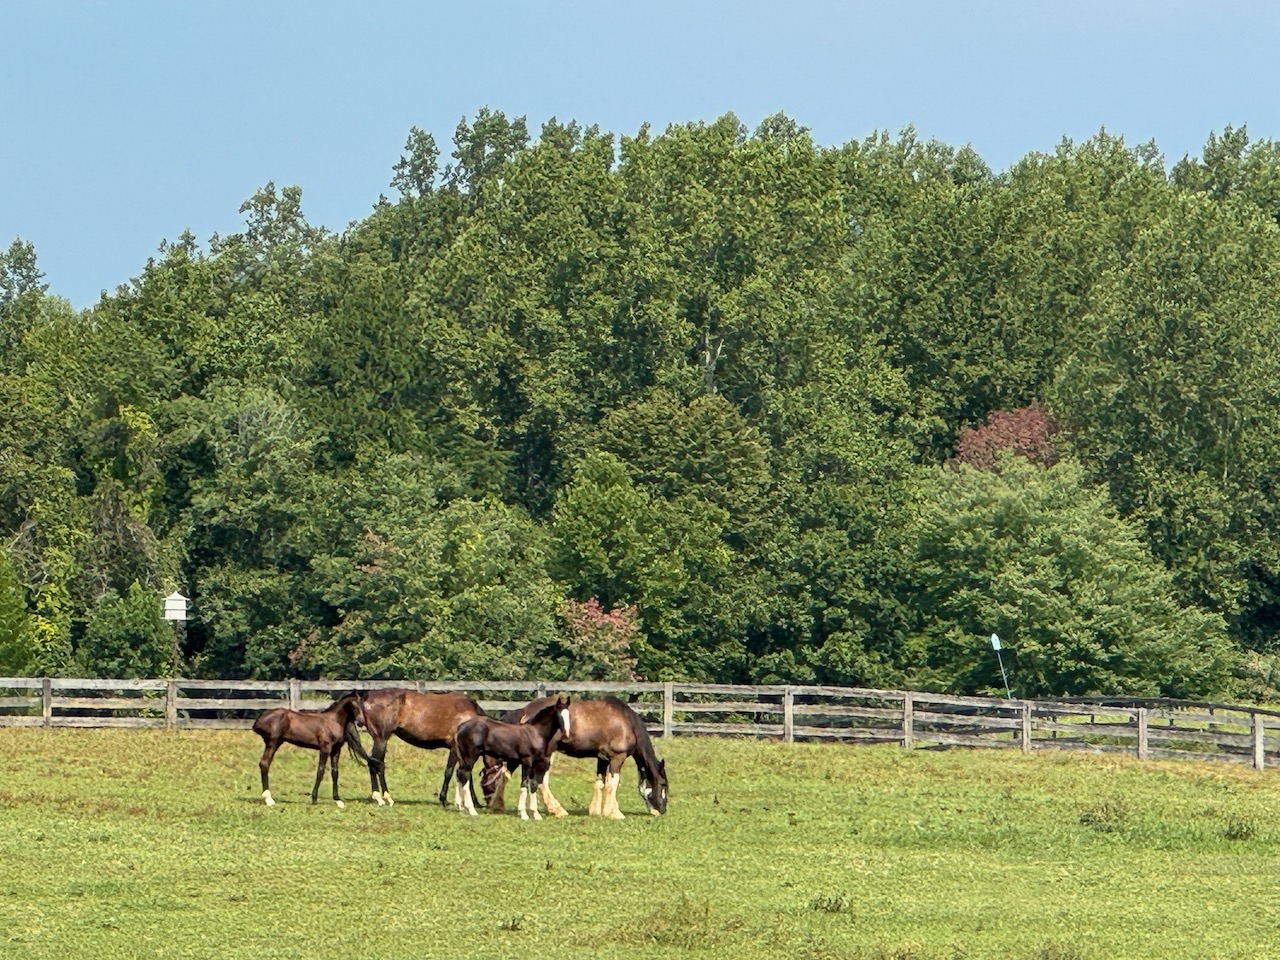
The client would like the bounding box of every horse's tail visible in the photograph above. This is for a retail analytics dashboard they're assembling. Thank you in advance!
[454,715,485,764]
[344,718,374,769]
[341,691,376,771]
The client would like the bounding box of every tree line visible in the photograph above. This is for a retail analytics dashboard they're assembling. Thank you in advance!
[3,110,1279,699]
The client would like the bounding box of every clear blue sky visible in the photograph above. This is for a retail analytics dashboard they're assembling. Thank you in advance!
[4,0,1279,310]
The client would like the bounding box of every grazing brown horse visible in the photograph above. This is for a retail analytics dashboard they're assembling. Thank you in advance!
[482,695,668,819]
[355,688,486,806]
[252,691,371,807]
[454,697,571,819]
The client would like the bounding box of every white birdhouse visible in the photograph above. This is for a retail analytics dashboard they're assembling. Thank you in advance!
[163,591,190,621]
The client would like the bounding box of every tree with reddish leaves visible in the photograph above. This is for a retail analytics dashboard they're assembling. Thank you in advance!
[558,598,640,682]
[952,405,1058,470]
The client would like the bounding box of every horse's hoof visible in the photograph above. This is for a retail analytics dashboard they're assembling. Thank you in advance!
[383,793,394,807]
[533,811,543,821]
[371,792,385,806]
[335,800,345,809]
[262,790,275,807]
[552,807,569,818]
[608,810,626,820]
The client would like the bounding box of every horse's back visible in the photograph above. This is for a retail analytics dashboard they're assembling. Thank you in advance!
[573,698,636,752]
[363,687,482,746]
[256,705,347,748]
[514,696,635,759]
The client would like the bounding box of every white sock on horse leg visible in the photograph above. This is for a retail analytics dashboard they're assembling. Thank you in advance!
[544,751,564,813]
[539,777,566,816]
[529,783,541,820]
[606,773,625,819]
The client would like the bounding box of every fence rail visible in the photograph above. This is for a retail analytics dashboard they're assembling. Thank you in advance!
[1,677,1277,770]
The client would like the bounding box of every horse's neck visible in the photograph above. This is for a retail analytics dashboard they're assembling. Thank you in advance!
[525,710,559,741]
[630,718,658,776]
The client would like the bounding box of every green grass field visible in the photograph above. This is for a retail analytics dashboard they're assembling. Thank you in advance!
[1,728,1278,960]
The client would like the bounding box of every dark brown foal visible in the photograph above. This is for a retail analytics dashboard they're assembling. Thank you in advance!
[454,697,571,820]
[252,692,371,807]
[482,696,668,819]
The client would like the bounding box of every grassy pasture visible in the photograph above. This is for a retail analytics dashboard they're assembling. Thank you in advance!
[1,729,1278,959]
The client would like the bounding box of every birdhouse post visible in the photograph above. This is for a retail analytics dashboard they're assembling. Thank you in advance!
[163,591,189,677]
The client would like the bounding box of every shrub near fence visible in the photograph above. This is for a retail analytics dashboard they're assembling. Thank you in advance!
[1,677,1278,770]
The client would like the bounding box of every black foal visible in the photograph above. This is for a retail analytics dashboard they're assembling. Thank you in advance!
[453,697,570,819]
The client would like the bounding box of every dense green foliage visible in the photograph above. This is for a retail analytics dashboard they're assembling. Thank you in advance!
[2,729,1279,959]
[7,113,1280,695]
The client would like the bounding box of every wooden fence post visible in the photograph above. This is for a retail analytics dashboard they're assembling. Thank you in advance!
[41,678,52,727]
[783,686,794,743]
[1020,701,1032,753]
[902,693,914,750]
[288,679,301,710]
[1137,707,1149,761]
[662,682,674,738]
[536,681,547,698]
[1253,713,1266,771]
[165,680,177,729]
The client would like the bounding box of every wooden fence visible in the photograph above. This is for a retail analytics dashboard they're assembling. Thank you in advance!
[2,677,1278,770]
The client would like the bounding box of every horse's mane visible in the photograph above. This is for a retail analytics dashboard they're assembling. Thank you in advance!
[329,691,361,711]
[525,700,560,726]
